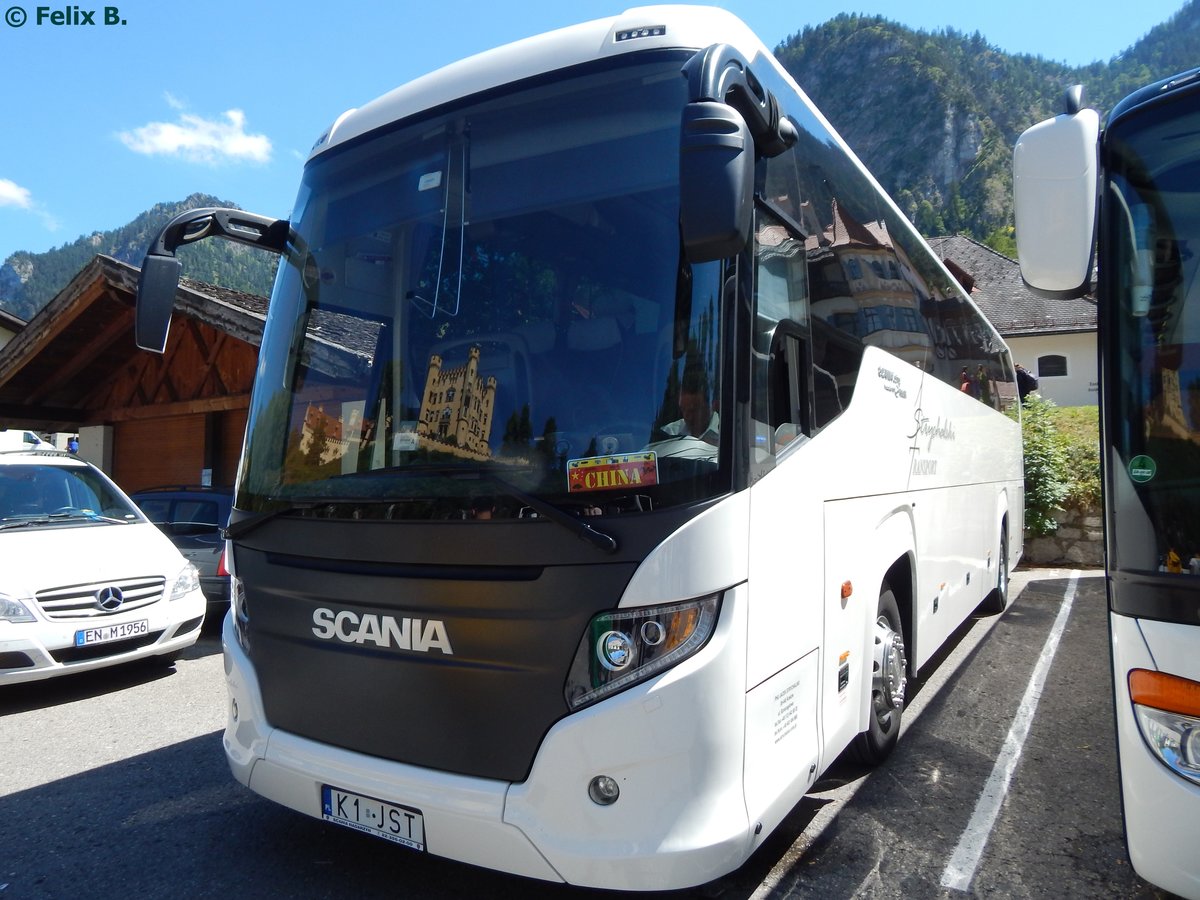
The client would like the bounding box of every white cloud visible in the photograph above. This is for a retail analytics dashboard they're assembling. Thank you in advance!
[0,178,33,209]
[0,178,58,232]
[118,108,272,165]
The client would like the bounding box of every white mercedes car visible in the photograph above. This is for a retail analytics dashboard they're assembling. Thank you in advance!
[0,448,206,684]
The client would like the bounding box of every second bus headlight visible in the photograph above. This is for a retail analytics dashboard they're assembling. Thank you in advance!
[564,594,721,710]
[1130,668,1200,786]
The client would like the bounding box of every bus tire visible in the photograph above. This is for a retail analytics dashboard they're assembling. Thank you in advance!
[850,586,907,765]
[981,525,1010,614]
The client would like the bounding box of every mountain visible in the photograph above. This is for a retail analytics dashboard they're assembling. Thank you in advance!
[0,193,278,321]
[4,5,1198,320]
[773,0,1200,251]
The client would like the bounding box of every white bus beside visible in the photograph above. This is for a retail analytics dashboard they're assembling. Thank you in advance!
[137,7,1023,890]
[1015,76,1200,900]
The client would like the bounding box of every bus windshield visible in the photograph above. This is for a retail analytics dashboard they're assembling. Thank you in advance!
[238,57,729,519]
[1106,96,1200,574]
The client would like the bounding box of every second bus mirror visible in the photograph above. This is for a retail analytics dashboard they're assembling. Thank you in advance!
[680,101,754,263]
[1013,107,1100,298]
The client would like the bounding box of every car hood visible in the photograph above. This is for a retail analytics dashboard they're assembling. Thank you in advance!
[2,522,188,595]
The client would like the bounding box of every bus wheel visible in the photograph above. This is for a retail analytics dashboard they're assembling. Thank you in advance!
[981,526,1010,614]
[851,587,907,765]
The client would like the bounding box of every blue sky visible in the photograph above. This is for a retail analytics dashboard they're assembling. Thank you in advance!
[0,0,1187,265]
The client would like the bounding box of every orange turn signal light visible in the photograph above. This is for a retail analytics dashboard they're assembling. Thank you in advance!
[1128,668,1200,717]
[840,581,853,600]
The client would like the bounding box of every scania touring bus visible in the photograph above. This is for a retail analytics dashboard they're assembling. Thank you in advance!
[1015,76,1200,900]
[136,6,1024,890]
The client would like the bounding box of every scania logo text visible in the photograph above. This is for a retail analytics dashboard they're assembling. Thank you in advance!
[311,607,454,654]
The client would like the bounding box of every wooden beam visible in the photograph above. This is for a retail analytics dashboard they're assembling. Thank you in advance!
[93,393,252,423]
[25,306,135,404]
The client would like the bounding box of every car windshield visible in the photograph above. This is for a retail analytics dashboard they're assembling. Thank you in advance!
[135,495,228,536]
[0,463,141,523]
[237,56,729,520]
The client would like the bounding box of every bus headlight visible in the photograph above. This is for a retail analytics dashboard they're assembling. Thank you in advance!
[1129,668,1200,786]
[231,575,251,654]
[564,594,721,710]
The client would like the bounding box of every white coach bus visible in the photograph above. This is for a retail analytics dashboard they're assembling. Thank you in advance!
[1015,76,1200,900]
[136,6,1024,890]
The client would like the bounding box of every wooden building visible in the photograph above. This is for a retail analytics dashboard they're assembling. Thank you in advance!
[0,255,266,493]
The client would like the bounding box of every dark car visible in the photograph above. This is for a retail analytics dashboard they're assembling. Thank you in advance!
[131,486,234,612]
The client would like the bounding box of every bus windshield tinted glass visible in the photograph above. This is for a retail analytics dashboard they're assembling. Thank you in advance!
[238,58,728,519]
[1106,96,1200,574]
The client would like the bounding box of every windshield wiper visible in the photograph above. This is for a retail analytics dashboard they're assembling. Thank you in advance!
[223,501,321,541]
[0,517,52,530]
[469,471,618,554]
[1,512,133,529]
[324,464,619,552]
[225,472,618,554]
[48,511,133,525]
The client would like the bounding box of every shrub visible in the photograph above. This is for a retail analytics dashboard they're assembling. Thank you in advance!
[1011,394,1072,537]
[1051,405,1101,507]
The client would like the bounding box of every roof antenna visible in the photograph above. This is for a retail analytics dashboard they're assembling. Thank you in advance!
[1064,85,1085,115]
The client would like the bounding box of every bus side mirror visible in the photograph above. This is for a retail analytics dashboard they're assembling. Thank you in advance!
[135,254,182,353]
[134,206,293,354]
[1013,104,1100,298]
[680,100,754,263]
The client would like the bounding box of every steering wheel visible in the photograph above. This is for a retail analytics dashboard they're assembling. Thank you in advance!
[644,434,719,461]
[591,422,646,455]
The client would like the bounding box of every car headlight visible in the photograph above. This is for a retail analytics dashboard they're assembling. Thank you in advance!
[564,594,721,710]
[170,563,202,601]
[0,593,35,623]
[1130,668,1200,786]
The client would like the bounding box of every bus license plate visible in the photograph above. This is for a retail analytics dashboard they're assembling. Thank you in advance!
[321,785,425,851]
[74,619,149,646]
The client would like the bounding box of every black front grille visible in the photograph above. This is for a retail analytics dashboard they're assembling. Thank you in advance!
[245,548,638,782]
[50,631,165,664]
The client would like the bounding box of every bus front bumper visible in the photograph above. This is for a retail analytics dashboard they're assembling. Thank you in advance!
[220,595,753,891]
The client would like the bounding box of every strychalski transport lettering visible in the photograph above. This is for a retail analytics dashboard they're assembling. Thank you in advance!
[135,6,1024,891]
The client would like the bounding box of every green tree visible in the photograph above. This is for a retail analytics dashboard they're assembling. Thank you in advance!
[1014,394,1072,536]
[982,225,1018,258]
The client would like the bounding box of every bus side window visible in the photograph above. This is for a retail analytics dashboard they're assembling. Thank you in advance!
[752,203,813,466]
[768,322,810,440]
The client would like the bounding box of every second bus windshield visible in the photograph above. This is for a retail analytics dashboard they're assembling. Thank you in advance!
[238,57,728,519]
[1106,94,1200,574]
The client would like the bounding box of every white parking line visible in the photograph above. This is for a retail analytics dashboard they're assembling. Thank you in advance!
[940,570,1080,892]
[750,574,1025,899]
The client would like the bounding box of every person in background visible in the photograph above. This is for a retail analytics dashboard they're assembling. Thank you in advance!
[1015,363,1039,402]
[67,435,79,454]
[661,365,719,445]
[977,365,992,406]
